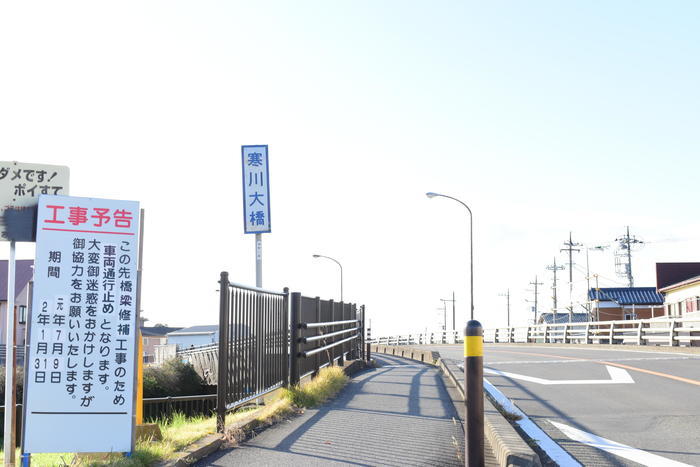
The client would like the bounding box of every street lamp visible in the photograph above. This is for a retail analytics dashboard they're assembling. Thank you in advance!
[426,192,474,321]
[312,254,343,302]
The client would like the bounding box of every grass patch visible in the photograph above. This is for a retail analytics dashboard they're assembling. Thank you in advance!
[282,366,348,408]
[3,366,349,466]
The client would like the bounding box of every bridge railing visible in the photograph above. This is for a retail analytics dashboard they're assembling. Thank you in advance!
[372,329,461,346]
[217,274,289,429]
[372,317,700,347]
[290,294,365,385]
[215,272,366,432]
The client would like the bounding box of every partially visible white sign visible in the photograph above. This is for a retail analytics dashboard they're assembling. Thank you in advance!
[241,145,271,234]
[0,161,70,240]
[23,195,140,453]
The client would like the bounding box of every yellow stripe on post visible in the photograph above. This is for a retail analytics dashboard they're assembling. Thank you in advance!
[464,336,483,357]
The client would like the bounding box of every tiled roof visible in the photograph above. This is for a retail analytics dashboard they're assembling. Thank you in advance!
[539,313,589,324]
[0,260,34,301]
[588,287,664,305]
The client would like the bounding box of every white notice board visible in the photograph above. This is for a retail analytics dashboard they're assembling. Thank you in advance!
[0,161,70,241]
[241,145,271,234]
[23,195,140,453]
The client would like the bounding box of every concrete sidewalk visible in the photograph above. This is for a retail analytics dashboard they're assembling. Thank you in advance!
[197,354,467,466]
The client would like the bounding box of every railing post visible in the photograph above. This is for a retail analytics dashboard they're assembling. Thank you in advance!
[585,323,591,344]
[360,305,366,361]
[290,292,302,386]
[338,301,345,366]
[282,287,289,387]
[543,324,549,344]
[314,297,321,376]
[465,320,484,467]
[609,322,615,345]
[637,321,644,346]
[669,320,678,347]
[563,324,570,344]
[216,271,230,433]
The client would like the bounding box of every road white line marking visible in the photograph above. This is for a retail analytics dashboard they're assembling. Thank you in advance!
[550,420,693,466]
[486,356,700,365]
[484,365,634,385]
[483,378,580,466]
[486,344,700,357]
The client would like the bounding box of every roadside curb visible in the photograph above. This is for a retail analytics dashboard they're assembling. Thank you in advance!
[371,344,542,467]
[156,432,224,466]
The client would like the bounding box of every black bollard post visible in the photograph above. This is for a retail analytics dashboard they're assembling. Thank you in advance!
[366,343,371,363]
[465,320,484,466]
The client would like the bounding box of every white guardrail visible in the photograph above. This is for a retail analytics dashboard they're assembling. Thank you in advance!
[372,317,700,347]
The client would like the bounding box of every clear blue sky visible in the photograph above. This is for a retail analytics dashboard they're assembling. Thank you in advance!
[1,1,698,334]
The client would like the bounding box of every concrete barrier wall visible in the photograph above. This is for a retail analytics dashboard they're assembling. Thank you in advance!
[370,344,440,364]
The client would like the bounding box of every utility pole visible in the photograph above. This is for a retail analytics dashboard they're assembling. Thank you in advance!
[498,289,511,327]
[440,295,456,332]
[560,232,581,322]
[526,276,544,324]
[437,304,446,331]
[583,244,609,320]
[546,257,565,323]
[615,226,643,287]
[593,274,600,321]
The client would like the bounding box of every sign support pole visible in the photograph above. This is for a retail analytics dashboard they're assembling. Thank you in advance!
[4,240,17,466]
[129,209,145,455]
[255,233,262,288]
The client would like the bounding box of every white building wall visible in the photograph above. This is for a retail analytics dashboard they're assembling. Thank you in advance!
[664,282,700,317]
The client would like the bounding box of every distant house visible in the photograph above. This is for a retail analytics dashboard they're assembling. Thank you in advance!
[165,324,252,350]
[659,275,700,318]
[166,325,219,349]
[655,262,700,318]
[656,262,700,290]
[141,325,182,363]
[588,287,664,321]
[0,260,34,355]
[538,313,589,324]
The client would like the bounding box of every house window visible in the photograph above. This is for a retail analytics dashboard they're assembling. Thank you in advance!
[624,312,637,320]
[18,305,27,324]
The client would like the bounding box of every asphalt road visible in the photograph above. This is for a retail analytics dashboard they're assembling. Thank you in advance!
[198,354,465,466]
[429,343,700,466]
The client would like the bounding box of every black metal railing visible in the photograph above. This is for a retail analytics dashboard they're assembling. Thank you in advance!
[0,404,23,444]
[142,394,217,421]
[214,271,366,433]
[0,345,26,366]
[1,395,219,444]
[216,272,289,432]
[290,292,365,385]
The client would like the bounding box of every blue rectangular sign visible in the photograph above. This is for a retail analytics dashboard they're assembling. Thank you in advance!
[241,145,271,234]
